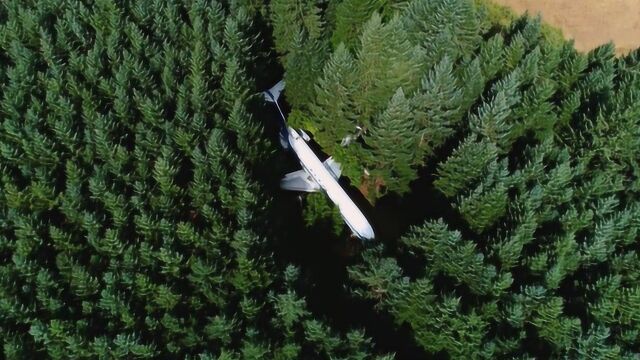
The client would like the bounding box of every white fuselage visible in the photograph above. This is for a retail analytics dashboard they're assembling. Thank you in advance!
[287,127,375,240]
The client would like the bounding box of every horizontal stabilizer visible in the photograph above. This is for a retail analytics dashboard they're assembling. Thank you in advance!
[323,157,342,179]
[280,169,320,192]
[263,80,285,102]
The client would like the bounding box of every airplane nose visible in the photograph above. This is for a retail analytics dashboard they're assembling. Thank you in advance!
[360,225,375,240]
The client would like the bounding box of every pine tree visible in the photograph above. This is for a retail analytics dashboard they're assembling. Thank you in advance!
[342,3,640,358]
[402,0,485,66]
[331,0,399,49]
[269,0,331,108]
[0,1,389,358]
[411,55,465,157]
[5,0,640,358]
[365,88,418,195]
[352,13,425,127]
[270,0,492,197]
[309,43,358,152]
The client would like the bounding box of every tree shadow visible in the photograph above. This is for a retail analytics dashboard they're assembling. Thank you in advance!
[256,82,477,358]
[261,124,446,358]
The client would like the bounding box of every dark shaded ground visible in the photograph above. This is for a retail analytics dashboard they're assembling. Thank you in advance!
[258,95,437,357]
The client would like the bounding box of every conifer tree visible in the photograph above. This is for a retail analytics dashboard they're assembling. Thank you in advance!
[270,0,487,198]
[308,43,358,153]
[0,1,389,358]
[269,0,330,108]
[269,4,640,354]
[365,88,418,195]
[331,0,400,49]
[352,13,425,127]
[5,0,639,358]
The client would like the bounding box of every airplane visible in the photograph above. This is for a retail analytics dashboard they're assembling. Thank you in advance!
[263,80,375,241]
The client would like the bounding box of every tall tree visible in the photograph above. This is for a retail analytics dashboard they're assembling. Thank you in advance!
[0,1,390,358]
[365,88,418,195]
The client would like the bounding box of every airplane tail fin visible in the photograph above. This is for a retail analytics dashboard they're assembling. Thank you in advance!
[263,80,285,103]
[263,80,290,150]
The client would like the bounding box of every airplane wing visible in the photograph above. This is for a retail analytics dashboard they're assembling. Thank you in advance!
[280,169,320,192]
[323,157,341,179]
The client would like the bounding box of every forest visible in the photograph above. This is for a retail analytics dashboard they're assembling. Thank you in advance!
[0,0,639,358]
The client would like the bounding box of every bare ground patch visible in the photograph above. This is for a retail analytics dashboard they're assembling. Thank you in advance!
[492,0,640,54]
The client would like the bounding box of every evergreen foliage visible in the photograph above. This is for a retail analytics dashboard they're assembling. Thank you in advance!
[0,1,388,358]
[271,0,640,357]
[2,0,640,358]
[271,0,489,197]
[365,88,418,194]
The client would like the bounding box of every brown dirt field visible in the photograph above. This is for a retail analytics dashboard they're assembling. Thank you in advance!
[492,0,640,54]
